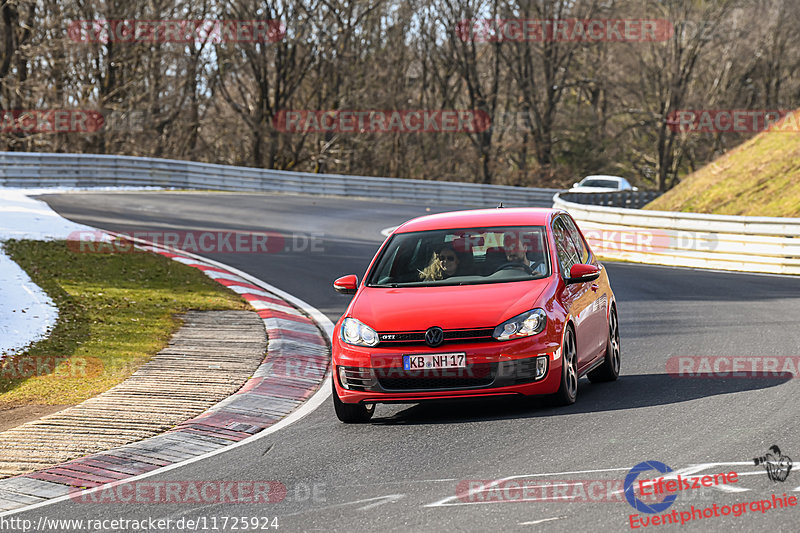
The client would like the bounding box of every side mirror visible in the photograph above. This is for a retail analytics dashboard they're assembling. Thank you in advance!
[333,274,358,294]
[572,182,579,188]
[566,264,601,284]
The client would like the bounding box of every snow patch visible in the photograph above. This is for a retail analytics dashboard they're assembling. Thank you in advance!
[0,246,59,358]
[0,186,160,359]
[0,188,122,240]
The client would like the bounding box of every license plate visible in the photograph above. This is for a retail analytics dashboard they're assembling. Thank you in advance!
[403,353,466,370]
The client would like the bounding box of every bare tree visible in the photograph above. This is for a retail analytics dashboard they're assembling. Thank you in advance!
[213,1,320,169]
[503,0,599,179]
[0,0,34,109]
[1,0,799,189]
[422,0,503,184]
[617,0,736,191]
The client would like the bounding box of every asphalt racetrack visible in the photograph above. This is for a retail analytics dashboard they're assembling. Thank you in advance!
[17,190,800,532]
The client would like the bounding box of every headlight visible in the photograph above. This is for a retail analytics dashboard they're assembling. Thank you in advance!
[493,309,547,341]
[341,318,380,347]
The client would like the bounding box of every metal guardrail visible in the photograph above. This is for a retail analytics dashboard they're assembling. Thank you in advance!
[4,151,796,275]
[560,190,662,209]
[0,152,557,208]
[553,193,800,275]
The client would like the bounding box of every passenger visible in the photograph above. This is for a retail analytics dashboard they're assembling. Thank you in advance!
[502,232,547,275]
[420,245,461,280]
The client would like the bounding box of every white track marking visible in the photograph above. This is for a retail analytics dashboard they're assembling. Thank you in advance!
[519,516,565,526]
[327,478,457,490]
[425,477,514,508]
[352,494,406,510]
[425,468,631,508]
[470,481,585,498]
[502,467,632,477]
[431,461,787,508]
[278,494,406,517]
[658,464,751,493]
[608,462,769,497]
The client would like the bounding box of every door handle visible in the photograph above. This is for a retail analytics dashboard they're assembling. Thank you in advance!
[591,284,599,292]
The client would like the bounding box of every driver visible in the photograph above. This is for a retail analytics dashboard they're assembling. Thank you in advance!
[502,231,547,275]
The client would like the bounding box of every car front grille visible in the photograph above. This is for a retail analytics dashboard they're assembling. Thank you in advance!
[377,328,495,346]
[375,363,497,390]
[338,356,546,394]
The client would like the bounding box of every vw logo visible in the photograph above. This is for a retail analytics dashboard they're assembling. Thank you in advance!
[425,326,444,347]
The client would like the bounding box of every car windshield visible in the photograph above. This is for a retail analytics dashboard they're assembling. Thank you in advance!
[367,226,550,287]
[579,178,619,188]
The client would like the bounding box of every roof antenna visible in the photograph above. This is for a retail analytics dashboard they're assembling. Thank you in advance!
[497,202,505,208]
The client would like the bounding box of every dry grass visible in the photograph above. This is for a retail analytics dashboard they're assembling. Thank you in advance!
[646,111,800,217]
[0,240,248,407]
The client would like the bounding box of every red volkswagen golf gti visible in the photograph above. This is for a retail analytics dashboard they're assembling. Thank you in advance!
[331,208,619,423]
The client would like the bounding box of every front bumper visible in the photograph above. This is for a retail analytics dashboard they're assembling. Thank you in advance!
[332,335,562,404]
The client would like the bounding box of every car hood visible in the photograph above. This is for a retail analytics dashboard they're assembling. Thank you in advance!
[349,280,550,331]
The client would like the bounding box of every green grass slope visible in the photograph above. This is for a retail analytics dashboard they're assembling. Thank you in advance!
[645,112,800,217]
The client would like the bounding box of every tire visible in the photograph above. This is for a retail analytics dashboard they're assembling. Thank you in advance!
[551,325,578,406]
[588,306,620,383]
[332,379,375,423]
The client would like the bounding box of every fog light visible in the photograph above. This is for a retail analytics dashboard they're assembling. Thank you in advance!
[535,356,548,380]
[337,366,377,391]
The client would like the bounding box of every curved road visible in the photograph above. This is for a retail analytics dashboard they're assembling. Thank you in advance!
[16,191,800,532]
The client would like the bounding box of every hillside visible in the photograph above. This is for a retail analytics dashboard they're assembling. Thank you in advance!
[645,112,800,217]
